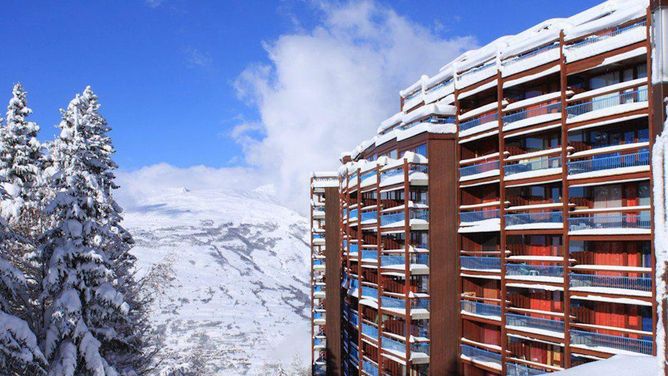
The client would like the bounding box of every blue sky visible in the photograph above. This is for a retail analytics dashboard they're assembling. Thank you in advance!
[0,0,602,171]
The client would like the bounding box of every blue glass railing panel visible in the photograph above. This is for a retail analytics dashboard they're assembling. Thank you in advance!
[570,329,653,355]
[504,157,561,176]
[460,256,501,270]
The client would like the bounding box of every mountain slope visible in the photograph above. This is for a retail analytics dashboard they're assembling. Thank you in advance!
[121,187,311,375]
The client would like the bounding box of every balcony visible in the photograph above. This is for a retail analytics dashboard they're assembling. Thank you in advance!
[460,256,501,271]
[502,42,560,77]
[314,336,326,349]
[361,250,378,263]
[570,329,653,355]
[459,160,500,181]
[380,253,429,275]
[506,313,564,337]
[314,311,326,324]
[565,20,647,62]
[568,211,651,235]
[505,211,563,230]
[506,264,563,282]
[314,284,325,298]
[503,101,561,131]
[313,258,326,270]
[362,359,379,376]
[460,300,501,320]
[381,296,429,319]
[348,208,359,221]
[569,273,651,295]
[506,362,547,376]
[504,156,561,180]
[313,232,325,244]
[380,209,429,229]
[567,149,649,178]
[361,286,378,300]
[460,209,500,224]
[460,344,502,370]
[362,323,379,340]
[360,210,378,224]
[380,164,428,187]
[566,87,648,123]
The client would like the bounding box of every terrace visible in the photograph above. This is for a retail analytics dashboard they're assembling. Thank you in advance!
[570,329,653,355]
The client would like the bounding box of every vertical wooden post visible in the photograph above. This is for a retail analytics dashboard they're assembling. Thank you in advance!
[559,30,573,369]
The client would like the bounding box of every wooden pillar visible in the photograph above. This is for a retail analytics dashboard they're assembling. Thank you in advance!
[325,186,342,376]
[428,135,459,375]
[559,30,573,369]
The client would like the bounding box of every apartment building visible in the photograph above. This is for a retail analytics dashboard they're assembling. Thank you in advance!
[311,0,668,375]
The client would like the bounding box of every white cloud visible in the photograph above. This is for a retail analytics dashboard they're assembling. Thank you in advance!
[120,1,476,215]
[233,0,477,211]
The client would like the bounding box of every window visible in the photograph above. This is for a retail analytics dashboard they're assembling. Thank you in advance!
[590,71,620,90]
[413,143,427,157]
[389,149,398,159]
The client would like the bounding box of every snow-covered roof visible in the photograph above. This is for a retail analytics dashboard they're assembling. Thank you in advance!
[342,0,649,162]
[399,0,647,97]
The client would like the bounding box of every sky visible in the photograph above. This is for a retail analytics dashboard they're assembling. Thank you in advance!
[0,0,604,212]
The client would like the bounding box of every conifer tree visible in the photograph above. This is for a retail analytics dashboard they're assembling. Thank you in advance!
[0,83,43,226]
[39,87,151,376]
[0,185,46,375]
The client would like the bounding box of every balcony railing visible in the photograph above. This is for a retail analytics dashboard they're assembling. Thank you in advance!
[314,284,325,293]
[349,209,359,220]
[460,209,500,223]
[361,286,378,299]
[361,210,377,223]
[313,258,325,266]
[504,42,559,65]
[380,164,428,183]
[349,346,359,364]
[361,250,378,261]
[459,160,500,177]
[382,296,430,310]
[381,335,406,354]
[425,78,454,94]
[313,233,325,240]
[349,243,359,253]
[460,300,502,318]
[570,273,651,292]
[506,362,546,376]
[381,254,429,267]
[504,156,561,176]
[314,337,326,347]
[568,211,651,232]
[506,264,563,278]
[567,149,649,175]
[570,329,653,355]
[459,112,499,132]
[505,211,563,227]
[360,170,377,182]
[460,344,502,367]
[566,87,648,118]
[380,209,429,226]
[506,313,565,334]
[503,102,561,125]
[362,323,379,338]
[362,359,379,376]
[566,20,647,50]
[314,311,325,320]
[460,256,501,270]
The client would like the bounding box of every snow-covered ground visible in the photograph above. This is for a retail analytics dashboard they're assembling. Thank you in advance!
[544,355,657,375]
[119,185,311,375]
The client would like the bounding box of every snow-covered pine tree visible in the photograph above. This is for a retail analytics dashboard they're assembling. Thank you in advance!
[0,84,48,356]
[0,185,47,375]
[40,87,152,376]
[0,83,43,226]
[73,87,156,374]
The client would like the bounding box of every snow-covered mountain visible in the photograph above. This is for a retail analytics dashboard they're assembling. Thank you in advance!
[120,186,311,375]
